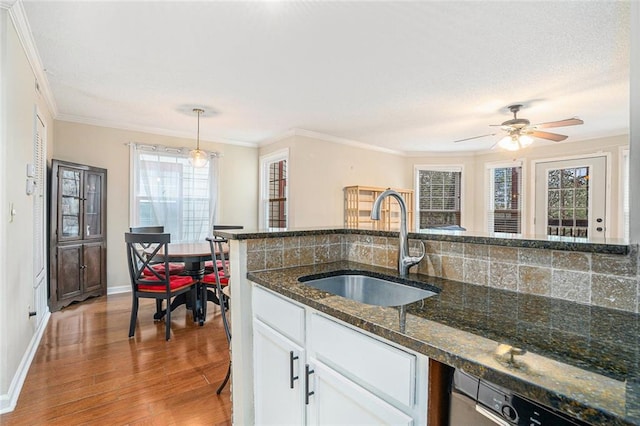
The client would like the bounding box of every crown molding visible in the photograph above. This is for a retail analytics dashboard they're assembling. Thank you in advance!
[293,129,406,156]
[258,129,297,147]
[5,0,58,117]
[260,128,407,156]
[56,114,258,148]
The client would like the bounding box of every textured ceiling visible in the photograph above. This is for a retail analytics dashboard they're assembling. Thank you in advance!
[21,1,630,154]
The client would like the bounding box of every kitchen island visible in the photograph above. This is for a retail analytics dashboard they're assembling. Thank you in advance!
[219,228,638,425]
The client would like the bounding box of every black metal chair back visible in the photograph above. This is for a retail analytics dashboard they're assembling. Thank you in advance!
[130,225,164,233]
[206,234,232,393]
[125,232,195,340]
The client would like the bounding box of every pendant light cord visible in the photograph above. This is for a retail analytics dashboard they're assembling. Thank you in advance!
[194,108,204,150]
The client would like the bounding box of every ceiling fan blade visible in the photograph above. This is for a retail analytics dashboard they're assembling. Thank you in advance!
[529,130,568,142]
[453,133,496,143]
[533,117,584,129]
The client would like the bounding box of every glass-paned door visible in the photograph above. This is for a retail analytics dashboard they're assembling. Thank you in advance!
[59,166,82,240]
[84,171,104,239]
[535,157,606,238]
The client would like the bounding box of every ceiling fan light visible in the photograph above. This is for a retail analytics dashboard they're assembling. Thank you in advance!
[519,134,534,147]
[189,149,209,168]
[498,135,520,151]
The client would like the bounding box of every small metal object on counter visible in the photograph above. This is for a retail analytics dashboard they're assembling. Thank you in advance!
[496,344,527,365]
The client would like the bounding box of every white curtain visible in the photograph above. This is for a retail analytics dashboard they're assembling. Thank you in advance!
[130,143,219,242]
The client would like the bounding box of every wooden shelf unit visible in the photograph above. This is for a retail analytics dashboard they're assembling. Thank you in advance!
[344,186,414,232]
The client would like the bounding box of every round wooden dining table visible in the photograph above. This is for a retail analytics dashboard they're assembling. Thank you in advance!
[153,241,228,325]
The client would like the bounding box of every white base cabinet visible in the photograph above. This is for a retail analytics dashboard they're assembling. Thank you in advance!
[254,319,305,425]
[252,284,428,425]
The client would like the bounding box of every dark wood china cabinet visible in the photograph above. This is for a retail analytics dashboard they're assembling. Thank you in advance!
[49,159,107,311]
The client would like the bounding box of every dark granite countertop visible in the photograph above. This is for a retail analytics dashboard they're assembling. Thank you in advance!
[247,260,640,426]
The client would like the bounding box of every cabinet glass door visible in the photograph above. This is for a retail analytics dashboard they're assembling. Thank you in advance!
[84,171,103,238]
[59,167,82,240]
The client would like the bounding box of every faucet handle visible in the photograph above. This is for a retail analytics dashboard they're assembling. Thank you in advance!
[407,240,426,269]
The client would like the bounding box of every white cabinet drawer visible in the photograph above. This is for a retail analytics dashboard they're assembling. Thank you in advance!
[310,313,416,409]
[253,285,305,345]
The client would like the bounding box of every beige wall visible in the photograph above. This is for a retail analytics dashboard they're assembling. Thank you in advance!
[258,133,629,236]
[1,8,55,405]
[260,135,407,228]
[474,134,629,237]
[407,135,629,236]
[53,121,259,290]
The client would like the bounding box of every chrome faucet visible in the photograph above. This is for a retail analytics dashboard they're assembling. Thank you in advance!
[371,189,425,276]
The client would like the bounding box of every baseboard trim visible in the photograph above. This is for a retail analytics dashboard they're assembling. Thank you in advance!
[107,286,131,295]
[0,309,51,414]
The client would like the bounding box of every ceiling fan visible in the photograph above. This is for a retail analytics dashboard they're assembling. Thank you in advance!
[454,104,584,151]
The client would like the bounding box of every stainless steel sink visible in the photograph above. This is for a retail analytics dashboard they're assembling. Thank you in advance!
[298,273,437,307]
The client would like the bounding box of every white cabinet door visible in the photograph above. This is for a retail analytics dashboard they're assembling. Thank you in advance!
[254,318,306,426]
[310,313,417,409]
[307,359,414,426]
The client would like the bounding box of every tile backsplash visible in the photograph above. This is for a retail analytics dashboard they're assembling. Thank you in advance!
[245,232,640,313]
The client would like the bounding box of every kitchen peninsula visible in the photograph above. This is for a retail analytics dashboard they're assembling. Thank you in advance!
[219,228,638,425]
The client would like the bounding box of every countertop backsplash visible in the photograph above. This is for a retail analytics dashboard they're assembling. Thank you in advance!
[243,231,639,313]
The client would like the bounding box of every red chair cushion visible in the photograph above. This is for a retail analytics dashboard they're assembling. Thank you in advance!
[142,262,185,277]
[204,260,229,271]
[139,275,195,292]
[202,272,229,285]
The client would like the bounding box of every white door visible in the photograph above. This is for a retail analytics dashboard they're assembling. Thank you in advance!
[307,359,414,426]
[33,113,47,326]
[253,319,305,426]
[535,156,607,238]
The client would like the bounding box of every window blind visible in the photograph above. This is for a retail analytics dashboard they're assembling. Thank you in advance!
[488,166,522,234]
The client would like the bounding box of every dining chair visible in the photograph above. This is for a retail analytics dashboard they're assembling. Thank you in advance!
[130,225,164,233]
[204,235,232,393]
[130,226,186,277]
[125,232,197,340]
[204,225,243,272]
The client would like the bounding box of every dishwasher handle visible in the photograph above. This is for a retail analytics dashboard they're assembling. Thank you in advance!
[475,404,511,426]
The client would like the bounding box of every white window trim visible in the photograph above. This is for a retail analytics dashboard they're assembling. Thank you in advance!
[413,164,464,231]
[620,147,630,240]
[259,148,289,231]
[484,159,525,235]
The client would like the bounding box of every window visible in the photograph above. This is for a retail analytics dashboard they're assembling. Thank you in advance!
[415,166,462,229]
[487,164,522,234]
[260,149,288,230]
[130,144,218,242]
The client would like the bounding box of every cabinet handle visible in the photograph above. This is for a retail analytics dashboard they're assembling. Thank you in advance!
[289,351,299,389]
[305,364,314,405]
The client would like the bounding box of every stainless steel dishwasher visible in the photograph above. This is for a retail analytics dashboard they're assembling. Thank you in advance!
[449,369,592,426]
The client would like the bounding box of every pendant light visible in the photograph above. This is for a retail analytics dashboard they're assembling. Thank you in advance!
[189,108,208,168]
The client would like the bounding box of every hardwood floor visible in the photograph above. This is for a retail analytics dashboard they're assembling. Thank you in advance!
[0,293,232,425]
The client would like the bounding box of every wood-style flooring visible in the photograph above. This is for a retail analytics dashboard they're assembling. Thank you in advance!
[0,293,232,425]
